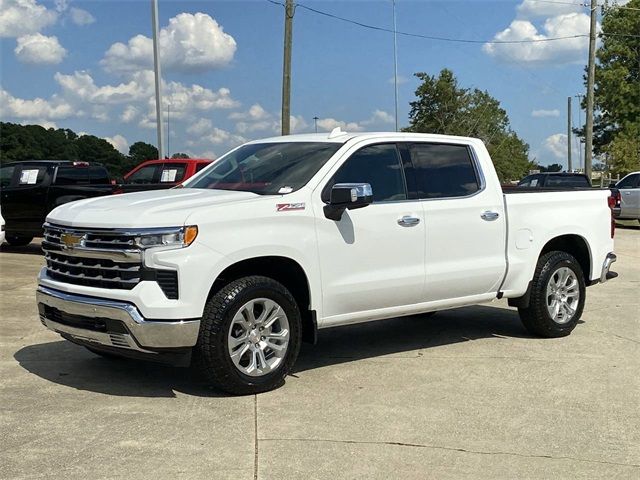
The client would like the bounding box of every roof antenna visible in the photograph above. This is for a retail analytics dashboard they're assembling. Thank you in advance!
[328,127,347,139]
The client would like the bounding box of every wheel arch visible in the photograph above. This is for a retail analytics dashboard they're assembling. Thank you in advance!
[509,233,592,309]
[207,255,317,344]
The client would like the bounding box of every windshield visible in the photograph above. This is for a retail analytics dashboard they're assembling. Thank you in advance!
[186,142,342,194]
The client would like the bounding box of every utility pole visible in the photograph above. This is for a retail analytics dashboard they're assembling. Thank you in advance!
[392,0,399,132]
[151,0,164,160]
[584,0,598,180]
[575,94,584,171]
[167,103,170,159]
[567,96,572,172]
[313,116,319,133]
[281,0,294,135]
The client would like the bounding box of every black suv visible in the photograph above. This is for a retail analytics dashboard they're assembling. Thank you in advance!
[0,161,114,246]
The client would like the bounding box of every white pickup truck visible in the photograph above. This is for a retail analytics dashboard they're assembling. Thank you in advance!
[36,131,618,394]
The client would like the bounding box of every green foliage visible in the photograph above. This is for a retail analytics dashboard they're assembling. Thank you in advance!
[171,152,190,159]
[404,69,533,181]
[590,1,640,173]
[0,123,160,176]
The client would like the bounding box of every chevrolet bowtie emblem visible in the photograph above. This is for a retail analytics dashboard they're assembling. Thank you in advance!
[60,233,83,249]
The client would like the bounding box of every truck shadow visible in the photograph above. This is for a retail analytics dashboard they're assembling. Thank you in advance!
[0,240,44,256]
[14,305,532,398]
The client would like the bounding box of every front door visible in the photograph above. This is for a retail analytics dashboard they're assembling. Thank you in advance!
[314,143,426,322]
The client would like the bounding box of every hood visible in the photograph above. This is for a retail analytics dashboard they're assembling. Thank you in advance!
[47,188,261,228]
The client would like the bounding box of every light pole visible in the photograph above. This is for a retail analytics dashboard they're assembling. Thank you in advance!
[151,0,164,160]
[392,0,399,132]
[313,116,319,133]
[575,94,584,171]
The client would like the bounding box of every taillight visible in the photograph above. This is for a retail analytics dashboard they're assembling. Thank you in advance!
[607,195,616,239]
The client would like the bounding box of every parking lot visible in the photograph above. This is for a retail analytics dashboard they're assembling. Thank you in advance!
[0,225,638,479]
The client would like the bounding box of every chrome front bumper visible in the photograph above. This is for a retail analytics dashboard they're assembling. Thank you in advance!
[36,286,200,353]
[600,253,618,283]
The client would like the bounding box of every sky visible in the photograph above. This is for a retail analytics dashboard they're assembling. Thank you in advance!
[0,0,626,166]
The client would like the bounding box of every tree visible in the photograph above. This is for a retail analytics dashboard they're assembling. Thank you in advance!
[539,163,563,173]
[588,0,640,173]
[171,152,190,159]
[75,135,125,174]
[404,69,533,181]
[128,142,158,164]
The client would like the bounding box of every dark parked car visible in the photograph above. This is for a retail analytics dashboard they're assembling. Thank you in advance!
[517,172,592,189]
[0,161,114,246]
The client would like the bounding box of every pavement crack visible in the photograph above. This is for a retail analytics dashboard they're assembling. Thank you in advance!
[253,394,259,480]
[592,329,640,345]
[258,437,640,468]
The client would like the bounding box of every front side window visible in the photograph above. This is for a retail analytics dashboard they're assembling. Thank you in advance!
[0,165,15,188]
[127,165,158,184]
[617,173,639,189]
[326,144,407,202]
[409,143,480,199]
[187,142,342,194]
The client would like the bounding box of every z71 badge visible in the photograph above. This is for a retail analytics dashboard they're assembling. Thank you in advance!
[276,203,305,212]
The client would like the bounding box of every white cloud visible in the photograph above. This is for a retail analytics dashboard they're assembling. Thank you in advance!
[69,7,95,26]
[542,133,580,166]
[54,70,155,105]
[120,105,139,123]
[105,134,129,154]
[0,88,73,120]
[187,118,213,136]
[362,109,395,125]
[531,109,560,118]
[229,103,270,121]
[0,0,57,38]
[20,119,57,129]
[14,33,66,64]
[516,0,582,19]
[164,83,239,117]
[101,13,236,74]
[483,6,596,65]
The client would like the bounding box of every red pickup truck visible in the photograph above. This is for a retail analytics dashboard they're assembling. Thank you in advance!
[117,158,212,193]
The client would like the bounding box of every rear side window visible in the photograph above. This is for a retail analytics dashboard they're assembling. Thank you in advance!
[55,166,109,185]
[17,166,48,186]
[617,173,639,189]
[159,163,187,183]
[127,165,158,184]
[327,144,407,202]
[409,143,480,199]
[546,175,590,187]
[195,162,209,173]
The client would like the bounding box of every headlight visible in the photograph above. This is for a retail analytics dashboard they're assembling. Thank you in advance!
[135,225,198,249]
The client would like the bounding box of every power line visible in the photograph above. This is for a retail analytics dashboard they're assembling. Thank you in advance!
[266,1,639,44]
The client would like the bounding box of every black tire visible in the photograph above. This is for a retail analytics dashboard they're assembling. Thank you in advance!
[6,235,33,246]
[518,251,586,338]
[194,275,302,395]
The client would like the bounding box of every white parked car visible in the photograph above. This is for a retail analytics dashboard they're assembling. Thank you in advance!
[612,171,640,222]
[0,209,5,245]
[36,131,618,394]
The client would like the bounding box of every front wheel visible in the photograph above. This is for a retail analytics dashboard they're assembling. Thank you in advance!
[518,251,586,338]
[194,275,302,395]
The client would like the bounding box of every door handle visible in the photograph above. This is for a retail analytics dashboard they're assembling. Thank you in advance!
[481,211,500,221]
[398,215,420,227]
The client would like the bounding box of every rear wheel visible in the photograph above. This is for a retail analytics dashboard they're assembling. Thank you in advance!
[194,275,302,395]
[6,235,33,246]
[518,251,586,338]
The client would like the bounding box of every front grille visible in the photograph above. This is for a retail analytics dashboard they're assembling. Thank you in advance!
[42,224,179,298]
[44,251,141,289]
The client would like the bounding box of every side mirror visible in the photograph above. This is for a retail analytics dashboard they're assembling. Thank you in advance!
[324,183,373,221]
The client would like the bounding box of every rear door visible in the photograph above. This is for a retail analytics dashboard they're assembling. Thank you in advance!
[617,173,640,218]
[403,142,507,302]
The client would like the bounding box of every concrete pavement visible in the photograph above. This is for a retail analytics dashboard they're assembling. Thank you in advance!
[1,226,638,479]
